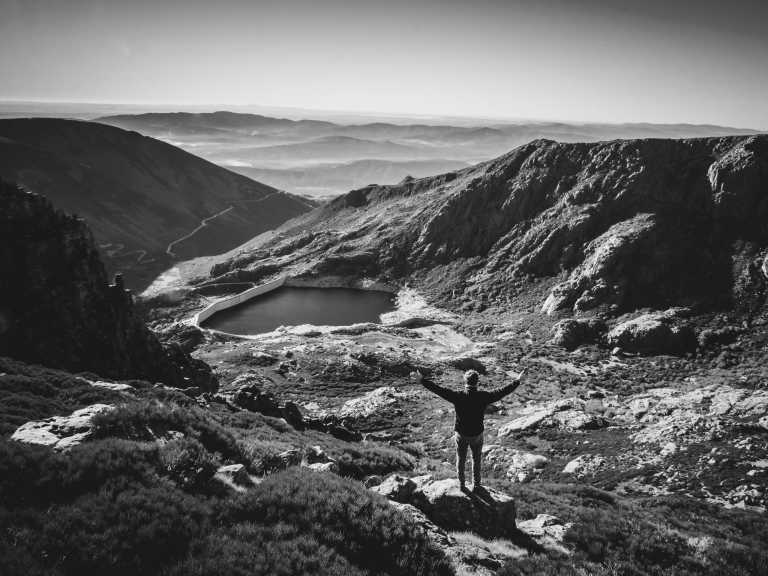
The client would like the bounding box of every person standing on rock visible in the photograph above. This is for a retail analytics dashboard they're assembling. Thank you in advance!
[412,368,524,492]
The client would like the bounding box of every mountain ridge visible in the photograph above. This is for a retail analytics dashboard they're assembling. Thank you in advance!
[203,133,768,330]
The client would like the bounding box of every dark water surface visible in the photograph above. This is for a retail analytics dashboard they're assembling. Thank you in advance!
[201,286,396,334]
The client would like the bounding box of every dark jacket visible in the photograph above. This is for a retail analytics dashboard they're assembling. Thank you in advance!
[421,378,520,436]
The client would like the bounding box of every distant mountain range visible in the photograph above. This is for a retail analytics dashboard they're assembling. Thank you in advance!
[97,111,759,197]
[0,118,312,289]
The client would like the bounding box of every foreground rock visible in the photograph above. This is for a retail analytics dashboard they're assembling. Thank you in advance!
[372,474,517,538]
[375,475,571,575]
[11,404,113,450]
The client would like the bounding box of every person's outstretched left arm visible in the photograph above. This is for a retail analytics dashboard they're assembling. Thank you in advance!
[411,371,459,403]
[486,370,525,403]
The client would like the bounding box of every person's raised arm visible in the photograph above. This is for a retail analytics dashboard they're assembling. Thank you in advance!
[487,370,525,403]
[411,371,459,403]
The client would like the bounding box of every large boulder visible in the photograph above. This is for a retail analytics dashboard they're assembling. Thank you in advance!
[372,474,517,538]
[607,309,696,355]
[550,318,606,350]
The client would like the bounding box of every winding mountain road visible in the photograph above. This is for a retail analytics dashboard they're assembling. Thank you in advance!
[164,190,305,258]
[166,205,235,257]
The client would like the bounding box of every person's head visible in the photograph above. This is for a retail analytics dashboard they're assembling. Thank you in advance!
[463,369,480,391]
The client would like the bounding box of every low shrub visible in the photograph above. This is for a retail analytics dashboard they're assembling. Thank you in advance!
[333,444,416,479]
[92,400,246,463]
[159,437,220,490]
[0,357,124,435]
[219,468,453,576]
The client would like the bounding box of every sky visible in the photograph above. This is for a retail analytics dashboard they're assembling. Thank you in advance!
[1,0,767,129]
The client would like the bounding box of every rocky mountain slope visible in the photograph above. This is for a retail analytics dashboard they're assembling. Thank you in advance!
[207,135,768,340]
[0,180,212,388]
[0,118,312,289]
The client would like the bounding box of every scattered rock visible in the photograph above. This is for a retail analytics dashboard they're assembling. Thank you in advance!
[506,451,548,483]
[214,463,254,489]
[11,404,113,451]
[516,514,572,554]
[364,475,384,488]
[338,386,417,421]
[86,379,135,392]
[498,397,607,436]
[606,309,696,355]
[303,445,334,465]
[250,350,279,366]
[261,448,303,472]
[304,461,339,473]
[562,454,607,477]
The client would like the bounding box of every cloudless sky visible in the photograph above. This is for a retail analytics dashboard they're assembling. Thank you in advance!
[1,0,767,128]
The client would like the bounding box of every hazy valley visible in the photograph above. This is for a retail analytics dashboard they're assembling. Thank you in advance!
[97,111,758,198]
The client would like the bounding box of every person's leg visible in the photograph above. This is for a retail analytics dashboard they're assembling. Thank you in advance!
[470,434,484,488]
[455,433,468,488]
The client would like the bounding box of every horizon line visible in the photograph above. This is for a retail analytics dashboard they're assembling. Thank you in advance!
[0,98,764,132]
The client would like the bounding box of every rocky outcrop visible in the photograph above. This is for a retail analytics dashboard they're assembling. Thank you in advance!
[606,309,696,355]
[0,181,215,389]
[498,397,607,436]
[372,474,517,538]
[562,454,607,477]
[373,474,573,574]
[11,403,114,451]
[626,384,768,447]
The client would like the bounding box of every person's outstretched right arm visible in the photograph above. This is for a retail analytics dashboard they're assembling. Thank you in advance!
[412,371,459,403]
[486,370,525,403]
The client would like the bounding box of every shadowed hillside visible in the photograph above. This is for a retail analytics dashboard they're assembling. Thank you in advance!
[0,180,213,388]
[0,118,312,289]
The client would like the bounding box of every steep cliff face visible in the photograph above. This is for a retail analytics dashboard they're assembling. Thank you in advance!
[0,180,214,388]
[208,135,768,317]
